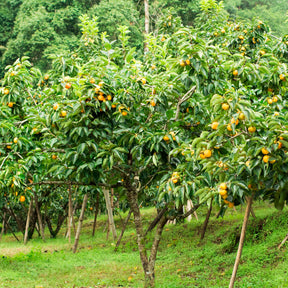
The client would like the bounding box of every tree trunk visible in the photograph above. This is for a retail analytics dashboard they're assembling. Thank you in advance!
[126,187,149,282]
[2,214,19,242]
[229,195,253,288]
[278,232,288,249]
[45,206,68,238]
[92,193,100,237]
[200,199,213,240]
[28,207,38,240]
[0,212,6,241]
[35,222,41,237]
[144,215,167,288]
[4,216,10,234]
[144,205,168,237]
[7,206,25,234]
[24,197,33,244]
[34,194,45,242]
[73,194,88,253]
[250,207,256,218]
[103,189,117,240]
[245,196,256,218]
[46,216,65,238]
[115,209,132,251]
[144,0,149,52]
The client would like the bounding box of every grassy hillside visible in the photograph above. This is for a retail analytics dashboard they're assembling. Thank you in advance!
[0,203,287,287]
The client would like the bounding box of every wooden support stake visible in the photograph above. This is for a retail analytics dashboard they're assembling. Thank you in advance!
[73,194,88,253]
[144,0,149,52]
[92,193,100,237]
[67,185,72,243]
[24,197,33,245]
[103,189,117,240]
[229,195,253,288]
[278,232,288,250]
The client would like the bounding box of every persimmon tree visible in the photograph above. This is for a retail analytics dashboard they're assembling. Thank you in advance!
[1,1,288,287]
[169,1,288,287]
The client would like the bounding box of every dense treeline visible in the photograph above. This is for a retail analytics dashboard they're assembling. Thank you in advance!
[0,0,287,76]
[224,0,288,36]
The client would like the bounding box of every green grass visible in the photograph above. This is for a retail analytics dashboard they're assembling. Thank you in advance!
[0,202,287,288]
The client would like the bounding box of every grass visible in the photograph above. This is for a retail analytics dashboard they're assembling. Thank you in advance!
[0,202,287,288]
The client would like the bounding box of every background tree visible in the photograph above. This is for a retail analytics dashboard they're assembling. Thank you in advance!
[88,0,143,51]
[223,0,288,36]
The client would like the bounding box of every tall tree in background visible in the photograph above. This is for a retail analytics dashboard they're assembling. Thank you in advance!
[144,0,149,52]
[0,0,23,75]
[88,0,143,50]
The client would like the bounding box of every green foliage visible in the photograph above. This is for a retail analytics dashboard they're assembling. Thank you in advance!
[223,0,288,36]
[0,0,23,75]
[1,5,288,286]
[1,0,93,73]
[88,0,143,50]
[151,0,201,26]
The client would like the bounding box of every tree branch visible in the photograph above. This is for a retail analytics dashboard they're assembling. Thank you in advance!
[144,204,168,237]
[167,203,201,221]
[174,86,196,121]
[25,88,37,106]
[112,165,129,176]
[27,180,122,189]
[0,154,10,170]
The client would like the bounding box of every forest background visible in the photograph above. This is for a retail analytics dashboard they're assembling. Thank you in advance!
[0,0,288,77]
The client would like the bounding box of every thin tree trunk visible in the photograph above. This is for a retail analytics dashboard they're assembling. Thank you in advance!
[144,205,168,237]
[92,193,100,237]
[73,194,88,253]
[144,0,149,52]
[278,232,288,249]
[0,212,6,241]
[24,197,33,245]
[5,216,11,234]
[103,189,117,240]
[245,196,255,218]
[145,215,167,288]
[115,209,132,251]
[250,207,256,218]
[229,195,253,288]
[35,222,41,237]
[8,206,24,234]
[126,187,149,283]
[106,218,110,241]
[200,199,213,240]
[2,214,19,242]
[34,194,45,242]
[67,186,72,243]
